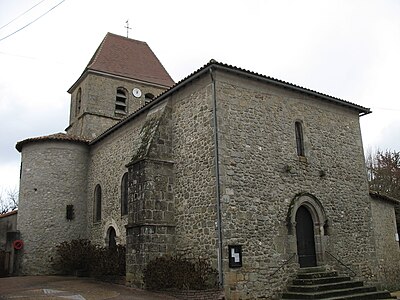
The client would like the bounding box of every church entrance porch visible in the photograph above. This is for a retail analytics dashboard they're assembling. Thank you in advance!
[295,206,317,267]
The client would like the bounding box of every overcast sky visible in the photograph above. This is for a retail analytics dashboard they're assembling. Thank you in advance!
[0,0,399,191]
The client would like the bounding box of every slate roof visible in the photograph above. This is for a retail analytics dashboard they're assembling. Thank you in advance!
[370,191,400,204]
[0,210,17,218]
[68,33,175,92]
[16,133,89,152]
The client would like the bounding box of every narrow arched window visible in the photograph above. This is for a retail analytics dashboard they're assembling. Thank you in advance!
[75,88,82,116]
[107,226,117,248]
[144,93,154,104]
[121,172,128,216]
[115,88,127,114]
[295,121,305,157]
[94,184,102,222]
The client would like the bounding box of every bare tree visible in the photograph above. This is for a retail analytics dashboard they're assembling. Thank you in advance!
[366,149,400,199]
[0,188,19,214]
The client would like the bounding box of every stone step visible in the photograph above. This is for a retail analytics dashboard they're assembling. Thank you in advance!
[298,266,328,273]
[297,271,338,280]
[282,285,377,299]
[281,266,395,300]
[288,280,363,293]
[292,276,351,286]
[321,290,396,300]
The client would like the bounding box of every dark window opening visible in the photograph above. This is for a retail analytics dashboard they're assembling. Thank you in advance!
[75,88,82,117]
[66,204,74,220]
[295,121,305,157]
[145,93,155,104]
[121,173,128,216]
[108,227,117,248]
[115,88,127,113]
[94,184,102,222]
[115,104,126,111]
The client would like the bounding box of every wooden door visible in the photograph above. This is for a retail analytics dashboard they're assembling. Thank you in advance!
[296,206,317,267]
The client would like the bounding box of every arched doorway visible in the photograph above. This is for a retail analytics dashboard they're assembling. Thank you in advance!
[108,226,117,248]
[295,206,317,267]
[287,193,328,267]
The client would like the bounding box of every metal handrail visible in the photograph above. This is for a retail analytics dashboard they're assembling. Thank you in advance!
[325,251,357,277]
[267,253,297,279]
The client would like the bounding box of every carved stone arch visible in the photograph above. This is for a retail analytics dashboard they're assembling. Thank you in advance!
[103,219,122,247]
[286,192,328,266]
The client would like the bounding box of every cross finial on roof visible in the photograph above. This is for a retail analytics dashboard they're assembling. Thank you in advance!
[125,20,132,38]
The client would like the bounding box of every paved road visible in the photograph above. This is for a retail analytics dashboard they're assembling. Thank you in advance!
[0,276,177,300]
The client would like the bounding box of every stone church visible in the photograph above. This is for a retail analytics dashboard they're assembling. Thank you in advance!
[16,32,400,299]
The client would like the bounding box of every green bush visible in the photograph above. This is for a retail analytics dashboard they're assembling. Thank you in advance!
[52,239,95,274]
[91,245,126,276]
[52,239,125,276]
[143,255,218,290]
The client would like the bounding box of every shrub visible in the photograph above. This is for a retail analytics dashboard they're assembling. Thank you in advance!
[143,255,218,290]
[91,245,126,276]
[53,239,125,276]
[52,239,95,274]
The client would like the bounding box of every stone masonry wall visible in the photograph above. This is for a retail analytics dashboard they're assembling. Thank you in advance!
[86,113,147,247]
[126,159,175,286]
[214,71,376,299]
[370,196,400,290]
[125,101,176,287]
[171,77,219,266]
[18,141,89,275]
[67,73,168,139]
[0,212,17,251]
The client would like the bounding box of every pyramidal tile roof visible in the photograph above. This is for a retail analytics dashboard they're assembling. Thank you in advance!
[69,33,174,91]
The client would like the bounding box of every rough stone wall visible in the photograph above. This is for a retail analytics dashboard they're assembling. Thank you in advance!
[0,212,17,250]
[126,159,175,286]
[125,101,175,286]
[214,71,376,299]
[17,141,89,275]
[86,113,146,248]
[67,73,167,139]
[170,77,219,264]
[370,197,400,290]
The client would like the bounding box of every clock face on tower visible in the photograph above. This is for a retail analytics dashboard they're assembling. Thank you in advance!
[132,88,142,98]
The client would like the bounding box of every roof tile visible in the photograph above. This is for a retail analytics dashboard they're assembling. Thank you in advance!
[16,133,89,152]
[86,33,174,87]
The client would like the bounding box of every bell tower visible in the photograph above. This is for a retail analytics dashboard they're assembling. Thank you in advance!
[66,33,174,140]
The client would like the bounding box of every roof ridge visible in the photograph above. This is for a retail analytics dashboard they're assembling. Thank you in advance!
[106,32,147,44]
[90,58,370,145]
[86,33,109,70]
[16,132,90,152]
[144,42,174,84]
[68,33,175,92]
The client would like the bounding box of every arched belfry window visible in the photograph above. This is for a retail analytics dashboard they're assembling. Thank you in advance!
[94,184,102,222]
[145,93,155,104]
[121,172,128,216]
[295,121,305,157]
[115,88,127,114]
[75,88,82,117]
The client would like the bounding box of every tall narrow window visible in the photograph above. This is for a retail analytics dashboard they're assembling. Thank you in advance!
[94,184,102,222]
[115,88,127,114]
[75,88,82,116]
[108,227,117,248]
[121,173,128,216]
[295,121,305,157]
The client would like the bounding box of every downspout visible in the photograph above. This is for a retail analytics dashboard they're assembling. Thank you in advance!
[210,66,224,287]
